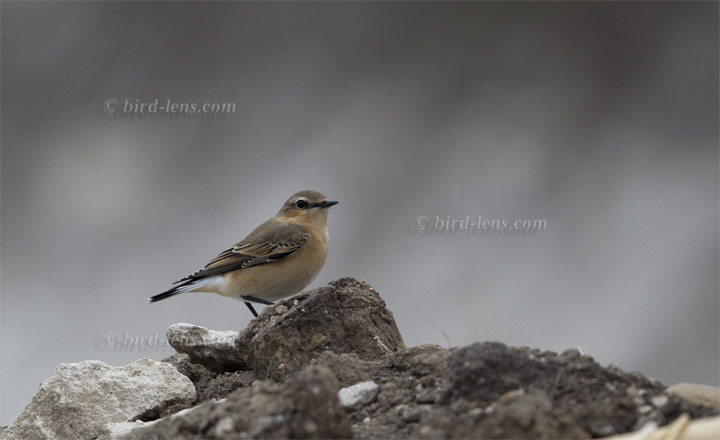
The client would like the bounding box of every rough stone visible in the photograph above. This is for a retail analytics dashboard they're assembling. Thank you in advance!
[667,383,720,411]
[162,351,257,407]
[167,324,242,372]
[108,421,148,440]
[237,277,405,380]
[119,366,352,439]
[162,277,404,382]
[162,353,217,400]
[1,358,195,440]
[311,352,383,387]
[420,392,590,439]
[198,370,257,402]
[339,381,380,409]
[335,345,453,439]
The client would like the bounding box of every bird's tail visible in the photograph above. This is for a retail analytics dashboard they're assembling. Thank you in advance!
[148,281,196,303]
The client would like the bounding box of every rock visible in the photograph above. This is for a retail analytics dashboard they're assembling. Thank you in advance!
[162,353,217,400]
[108,421,147,440]
[162,352,256,404]
[421,392,590,439]
[391,344,451,372]
[311,352,383,387]
[338,381,380,409]
[651,395,669,408]
[120,366,352,439]
[602,414,720,440]
[435,342,716,438]
[441,342,558,405]
[197,370,257,402]
[330,345,453,440]
[667,383,720,411]
[167,324,242,372]
[1,358,195,440]
[237,277,405,380]
[162,278,404,381]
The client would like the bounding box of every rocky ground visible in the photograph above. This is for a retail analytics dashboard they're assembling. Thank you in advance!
[2,277,718,439]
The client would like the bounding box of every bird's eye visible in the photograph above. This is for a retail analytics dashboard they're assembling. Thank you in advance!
[295,199,308,209]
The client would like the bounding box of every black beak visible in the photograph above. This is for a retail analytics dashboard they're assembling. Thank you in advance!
[317,200,339,209]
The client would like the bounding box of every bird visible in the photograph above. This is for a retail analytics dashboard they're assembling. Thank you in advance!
[149,190,338,318]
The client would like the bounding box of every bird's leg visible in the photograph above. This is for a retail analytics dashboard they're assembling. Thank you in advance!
[242,296,275,318]
[242,295,275,306]
[244,302,259,318]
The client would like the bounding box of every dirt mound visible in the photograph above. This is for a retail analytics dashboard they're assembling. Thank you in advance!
[3,278,717,439]
[125,278,718,439]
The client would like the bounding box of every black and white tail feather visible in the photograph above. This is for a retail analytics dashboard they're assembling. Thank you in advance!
[149,277,272,317]
[147,279,201,304]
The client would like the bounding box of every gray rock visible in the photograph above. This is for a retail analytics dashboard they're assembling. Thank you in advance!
[667,383,720,411]
[325,345,452,440]
[162,353,216,400]
[419,393,590,439]
[120,366,352,439]
[1,358,195,440]
[107,421,148,440]
[311,351,384,387]
[167,324,242,372]
[198,370,257,402]
[338,381,380,409]
[162,352,256,403]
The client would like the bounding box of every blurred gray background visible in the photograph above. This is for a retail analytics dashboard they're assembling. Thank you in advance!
[2,1,718,425]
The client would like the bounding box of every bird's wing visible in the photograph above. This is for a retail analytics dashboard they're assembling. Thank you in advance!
[174,221,309,283]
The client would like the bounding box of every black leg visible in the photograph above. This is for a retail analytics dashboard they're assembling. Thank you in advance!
[242,295,275,306]
[244,301,259,318]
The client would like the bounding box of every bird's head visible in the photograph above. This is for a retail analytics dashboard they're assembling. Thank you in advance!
[277,190,338,226]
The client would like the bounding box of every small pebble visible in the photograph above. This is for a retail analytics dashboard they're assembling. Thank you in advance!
[338,381,380,409]
[638,405,653,414]
[651,395,669,407]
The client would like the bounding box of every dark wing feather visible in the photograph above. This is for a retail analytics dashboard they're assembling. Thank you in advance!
[175,222,309,283]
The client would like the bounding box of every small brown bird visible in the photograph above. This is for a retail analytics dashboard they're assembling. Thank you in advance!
[149,190,338,317]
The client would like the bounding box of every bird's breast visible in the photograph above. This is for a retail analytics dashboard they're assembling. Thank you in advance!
[223,225,329,302]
